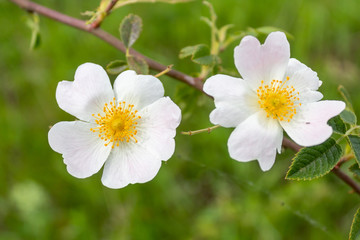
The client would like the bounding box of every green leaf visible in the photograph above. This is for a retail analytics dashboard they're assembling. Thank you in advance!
[338,85,353,111]
[191,45,218,65]
[106,60,128,75]
[119,14,142,48]
[349,164,360,180]
[179,44,209,59]
[192,55,219,66]
[286,138,342,180]
[349,208,360,240]
[127,55,149,74]
[348,135,360,166]
[340,109,357,125]
[179,44,218,66]
[328,115,346,134]
[192,44,210,59]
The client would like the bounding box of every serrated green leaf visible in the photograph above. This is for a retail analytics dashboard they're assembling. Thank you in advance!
[179,44,209,59]
[348,135,360,166]
[328,115,346,134]
[338,85,353,111]
[127,55,149,74]
[349,164,360,180]
[350,208,360,240]
[106,60,128,75]
[340,109,357,125]
[120,14,142,48]
[286,138,342,180]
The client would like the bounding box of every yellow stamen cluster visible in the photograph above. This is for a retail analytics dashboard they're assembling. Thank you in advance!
[256,77,301,122]
[90,98,141,148]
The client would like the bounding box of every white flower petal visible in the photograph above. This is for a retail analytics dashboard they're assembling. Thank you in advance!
[101,144,161,189]
[234,32,290,90]
[56,63,114,121]
[228,112,283,171]
[113,70,165,110]
[203,74,258,127]
[300,89,323,103]
[280,100,345,146]
[285,58,320,92]
[138,97,181,160]
[48,121,111,178]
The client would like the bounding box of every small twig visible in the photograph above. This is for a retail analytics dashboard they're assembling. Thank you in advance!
[114,0,193,8]
[181,125,220,135]
[89,0,119,30]
[154,64,173,78]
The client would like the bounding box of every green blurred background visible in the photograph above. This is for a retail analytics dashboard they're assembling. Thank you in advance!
[1,0,360,239]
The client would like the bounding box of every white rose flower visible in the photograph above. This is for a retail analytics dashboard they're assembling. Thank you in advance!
[48,63,181,188]
[203,32,345,171]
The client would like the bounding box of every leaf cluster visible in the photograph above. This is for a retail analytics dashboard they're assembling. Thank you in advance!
[106,14,149,75]
[284,85,360,239]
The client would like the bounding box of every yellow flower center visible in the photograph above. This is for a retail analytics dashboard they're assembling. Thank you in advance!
[90,98,141,148]
[256,77,301,122]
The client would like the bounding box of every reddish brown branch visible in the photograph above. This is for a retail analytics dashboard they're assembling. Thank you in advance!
[9,0,360,196]
[89,0,119,29]
[282,138,302,152]
[332,166,360,195]
[9,0,204,92]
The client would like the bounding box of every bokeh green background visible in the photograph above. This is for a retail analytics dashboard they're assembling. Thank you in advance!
[1,0,360,239]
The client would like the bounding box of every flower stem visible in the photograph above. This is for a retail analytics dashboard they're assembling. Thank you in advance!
[181,125,220,135]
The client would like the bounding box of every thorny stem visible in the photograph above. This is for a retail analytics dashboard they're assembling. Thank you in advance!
[181,125,220,135]
[9,0,360,196]
[9,0,204,92]
[89,0,119,29]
